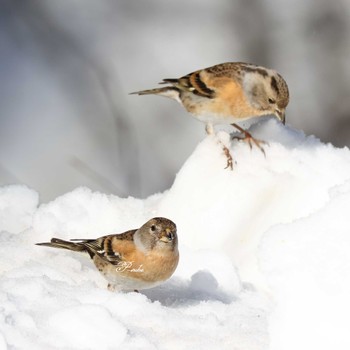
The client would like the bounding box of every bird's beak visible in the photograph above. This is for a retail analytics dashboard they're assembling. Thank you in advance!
[159,229,175,243]
[275,109,286,125]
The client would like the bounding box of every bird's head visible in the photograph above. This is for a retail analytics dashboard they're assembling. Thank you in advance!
[242,66,289,124]
[136,217,178,253]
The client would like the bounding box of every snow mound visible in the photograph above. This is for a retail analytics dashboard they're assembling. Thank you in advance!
[1,120,350,349]
[260,179,350,350]
[159,120,350,288]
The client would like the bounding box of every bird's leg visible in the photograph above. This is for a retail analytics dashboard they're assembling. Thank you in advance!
[231,123,268,157]
[205,123,214,135]
[205,123,233,170]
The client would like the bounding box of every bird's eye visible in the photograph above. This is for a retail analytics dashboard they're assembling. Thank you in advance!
[151,225,156,232]
[268,98,276,104]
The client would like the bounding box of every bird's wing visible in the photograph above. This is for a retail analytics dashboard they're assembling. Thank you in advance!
[72,229,136,265]
[161,69,216,98]
[161,63,246,99]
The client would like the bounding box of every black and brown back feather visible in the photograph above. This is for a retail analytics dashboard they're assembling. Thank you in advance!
[131,62,285,102]
[131,67,223,99]
[168,70,215,98]
[36,229,136,265]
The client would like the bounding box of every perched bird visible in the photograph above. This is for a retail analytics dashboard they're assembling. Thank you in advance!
[36,217,179,292]
[131,62,289,169]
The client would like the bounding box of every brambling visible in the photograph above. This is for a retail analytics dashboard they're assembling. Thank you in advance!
[131,62,289,169]
[36,217,179,292]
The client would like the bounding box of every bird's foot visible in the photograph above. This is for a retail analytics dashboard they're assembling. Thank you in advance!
[215,133,234,170]
[208,125,234,170]
[231,124,268,157]
[222,144,233,170]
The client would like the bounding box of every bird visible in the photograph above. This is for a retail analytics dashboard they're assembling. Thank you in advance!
[36,217,179,292]
[131,62,289,169]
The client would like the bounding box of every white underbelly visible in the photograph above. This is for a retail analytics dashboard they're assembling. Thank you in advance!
[193,112,250,125]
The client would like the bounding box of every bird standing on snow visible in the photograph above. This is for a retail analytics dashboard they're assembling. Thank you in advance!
[37,217,179,292]
[131,62,289,169]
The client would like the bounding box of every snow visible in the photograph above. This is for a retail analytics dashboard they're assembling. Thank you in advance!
[1,119,350,349]
[260,179,350,350]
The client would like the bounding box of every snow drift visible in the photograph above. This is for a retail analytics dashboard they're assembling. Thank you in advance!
[1,119,350,349]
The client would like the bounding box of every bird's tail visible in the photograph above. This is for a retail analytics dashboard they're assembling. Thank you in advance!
[130,86,180,100]
[36,238,86,253]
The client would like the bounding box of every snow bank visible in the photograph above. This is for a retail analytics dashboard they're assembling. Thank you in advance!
[159,120,350,289]
[260,180,350,350]
[1,119,350,349]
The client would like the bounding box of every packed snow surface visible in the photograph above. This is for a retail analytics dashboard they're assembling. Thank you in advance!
[1,120,350,349]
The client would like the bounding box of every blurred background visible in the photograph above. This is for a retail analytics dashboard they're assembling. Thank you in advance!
[1,0,350,202]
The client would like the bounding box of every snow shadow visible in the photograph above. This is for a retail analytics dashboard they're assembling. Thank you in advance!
[142,270,235,307]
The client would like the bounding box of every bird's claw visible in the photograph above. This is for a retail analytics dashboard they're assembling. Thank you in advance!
[222,145,234,170]
[232,134,268,156]
[231,123,268,157]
